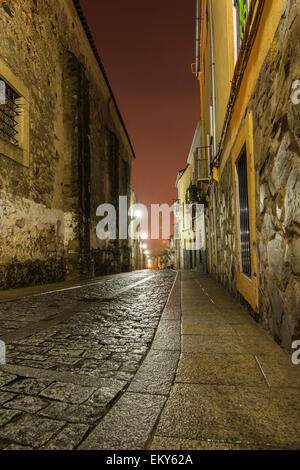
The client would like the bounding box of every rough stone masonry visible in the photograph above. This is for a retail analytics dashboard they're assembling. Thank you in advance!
[0,0,135,289]
[212,0,300,351]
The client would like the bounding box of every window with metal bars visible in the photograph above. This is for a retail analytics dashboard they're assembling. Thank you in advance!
[108,130,120,203]
[236,145,251,277]
[195,147,210,179]
[122,159,130,196]
[0,79,21,145]
[211,207,215,257]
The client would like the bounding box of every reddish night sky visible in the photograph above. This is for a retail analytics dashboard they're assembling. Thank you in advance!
[80,0,200,254]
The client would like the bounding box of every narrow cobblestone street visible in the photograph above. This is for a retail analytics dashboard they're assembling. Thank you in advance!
[1,270,300,450]
[0,0,299,458]
[0,270,176,450]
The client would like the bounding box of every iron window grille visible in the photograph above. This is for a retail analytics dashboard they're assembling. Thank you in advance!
[236,144,251,277]
[195,146,210,179]
[211,208,216,257]
[0,79,21,145]
[122,159,130,195]
[108,130,120,202]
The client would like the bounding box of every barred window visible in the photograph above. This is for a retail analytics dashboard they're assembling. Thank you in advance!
[236,145,251,277]
[122,159,130,195]
[0,58,30,166]
[195,147,210,180]
[0,79,21,145]
[108,130,119,202]
[211,207,215,257]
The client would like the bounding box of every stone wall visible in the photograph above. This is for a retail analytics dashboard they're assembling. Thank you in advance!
[251,0,300,349]
[0,0,134,289]
[214,161,236,295]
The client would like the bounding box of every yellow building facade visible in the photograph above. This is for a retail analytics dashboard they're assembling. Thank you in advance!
[190,0,300,349]
[175,165,193,269]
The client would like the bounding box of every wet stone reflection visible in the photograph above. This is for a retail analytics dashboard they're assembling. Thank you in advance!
[0,270,176,450]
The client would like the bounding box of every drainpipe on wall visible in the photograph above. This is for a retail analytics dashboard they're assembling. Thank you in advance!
[209,0,217,158]
[195,0,200,76]
[208,1,219,277]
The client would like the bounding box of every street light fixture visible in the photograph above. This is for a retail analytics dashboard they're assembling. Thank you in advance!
[135,209,143,219]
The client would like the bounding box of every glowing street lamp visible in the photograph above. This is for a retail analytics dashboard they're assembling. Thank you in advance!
[135,209,143,219]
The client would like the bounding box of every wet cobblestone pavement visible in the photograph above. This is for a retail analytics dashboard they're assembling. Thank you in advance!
[0,270,176,450]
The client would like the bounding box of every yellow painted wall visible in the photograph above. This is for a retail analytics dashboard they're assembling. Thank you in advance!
[195,0,286,313]
[219,0,285,175]
[212,0,232,145]
[198,0,285,173]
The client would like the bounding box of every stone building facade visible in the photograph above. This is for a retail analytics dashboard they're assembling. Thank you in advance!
[0,0,135,289]
[250,2,300,348]
[187,0,300,350]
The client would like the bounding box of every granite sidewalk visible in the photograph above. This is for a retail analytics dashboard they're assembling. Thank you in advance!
[148,271,300,450]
